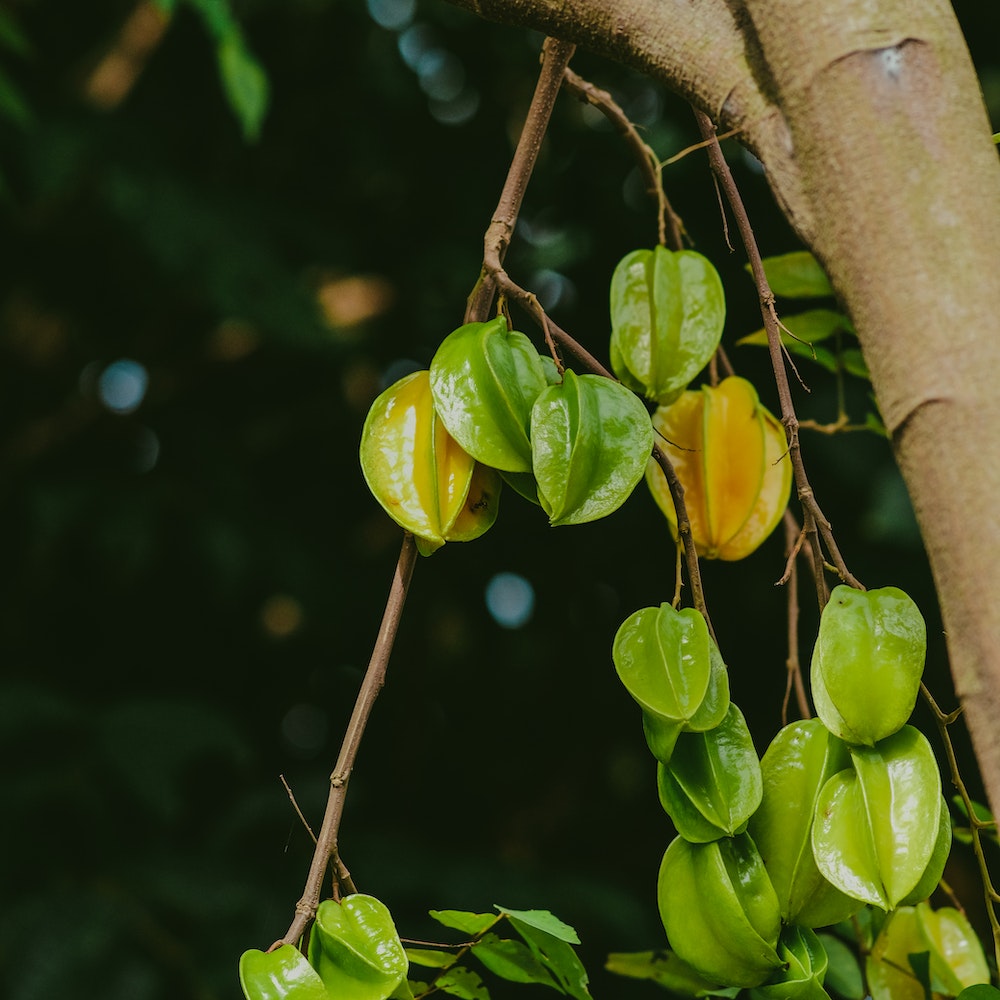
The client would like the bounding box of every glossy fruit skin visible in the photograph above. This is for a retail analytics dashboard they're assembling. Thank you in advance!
[811,726,941,910]
[867,903,991,1000]
[749,719,861,928]
[609,246,725,405]
[810,585,926,746]
[359,370,500,554]
[429,317,552,473]
[239,945,330,1000]
[307,894,408,1000]
[656,704,762,842]
[530,369,653,526]
[657,833,783,988]
[646,376,791,560]
[748,925,830,1000]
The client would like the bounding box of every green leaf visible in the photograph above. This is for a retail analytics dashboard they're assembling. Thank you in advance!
[993,133,1000,145]
[239,945,331,1000]
[755,251,834,299]
[308,895,408,1000]
[472,935,559,989]
[609,246,725,404]
[508,919,592,1000]
[951,795,997,828]
[839,348,869,379]
[864,411,888,437]
[739,309,852,347]
[429,911,499,937]
[404,949,458,969]
[959,988,1000,999]
[817,934,864,1000]
[656,704,762,842]
[907,951,933,1000]
[493,906,580,944]
[436,966,491,1000]
[605,950,731,995]
[218,31,270,141]
[530,370,653,526]
[749,719,860,927]
[812,728,942,910]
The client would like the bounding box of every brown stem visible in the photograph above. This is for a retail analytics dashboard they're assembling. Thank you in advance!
[561,67,683,250]
[780,510,811,724]
[274,533,419,948]
[465,37,577,324]
[692,108,862,607]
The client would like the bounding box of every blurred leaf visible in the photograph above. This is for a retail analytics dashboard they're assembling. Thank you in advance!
[737,311,842,372]
[0,9,31,55]
[405,949,458,969]
[907,951,933,1000]
[958,988,1000,998]
[429,911,499,937]
[494,905,580,944]
[817,934,865,1000]
[952,796,997,827]
[865,411,889,438]
[606,950,735,996]
[218,31,270,142]
[472,935,559,989]
[0,63,31,126]
[752,251,835,298]
[840,348,869,379]
[437,966,491,1000]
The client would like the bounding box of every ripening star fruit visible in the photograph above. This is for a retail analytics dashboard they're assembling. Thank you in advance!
[360,370,501,555]
[646,376,792,560]
[810,585,926,745]
[609,246,725,405]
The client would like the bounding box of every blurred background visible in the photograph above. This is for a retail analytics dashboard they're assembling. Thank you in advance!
[1,2,998,998]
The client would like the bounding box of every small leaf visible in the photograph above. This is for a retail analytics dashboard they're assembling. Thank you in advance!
[404,949,458,969]
[739,309,852,346]
[218,31,270,141]
[754,251,834,299]
[817,934,865,1000]
[493,906,580,944]
[429,911,499,937]
[958,988,1000,999]
[472,935,558,989]
[437,966,491,1000]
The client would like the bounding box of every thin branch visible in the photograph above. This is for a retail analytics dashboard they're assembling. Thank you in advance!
[280,774,317,844]
[561,67,683,250]
[692,108,863,606]
[922,682,1000,969]
[465,37,577,324]
[273,533,419,948]
[780,510,811,724]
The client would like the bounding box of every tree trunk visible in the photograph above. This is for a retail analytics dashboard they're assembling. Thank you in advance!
[448,0,1000,812]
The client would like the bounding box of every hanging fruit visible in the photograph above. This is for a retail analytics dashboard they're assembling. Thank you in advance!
[810,585,926,746]
[646,376,791,560]
[609,246,725,405]
[360,370,501,555]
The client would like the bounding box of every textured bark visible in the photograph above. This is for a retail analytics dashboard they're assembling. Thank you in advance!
[448,0,1000,813]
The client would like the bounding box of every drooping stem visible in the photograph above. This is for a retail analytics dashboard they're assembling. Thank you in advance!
[466,37,577,324]
[692,108,862,608]
[561,67,683,250]
[274,533,419,948]
[922,682,1000,970]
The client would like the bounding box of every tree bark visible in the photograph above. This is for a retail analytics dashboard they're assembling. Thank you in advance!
[448,0,1000,813]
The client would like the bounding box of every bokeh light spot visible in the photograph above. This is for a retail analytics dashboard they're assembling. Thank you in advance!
[280,703,327,757]
[98,359,148,414]
[365,0,415,31]
[485,572,535,629]
[261,594,305,638]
